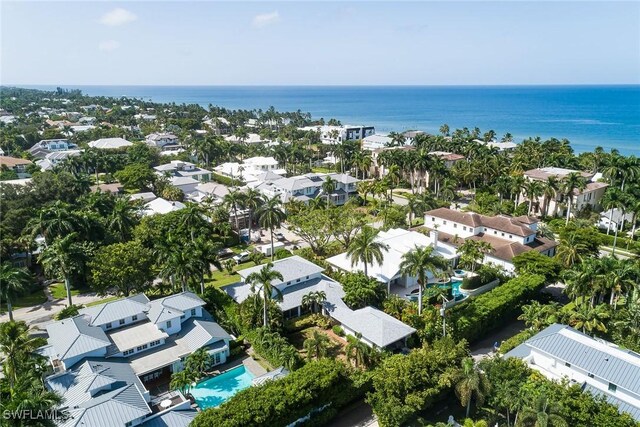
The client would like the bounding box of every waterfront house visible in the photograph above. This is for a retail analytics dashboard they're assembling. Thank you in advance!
[254,172,359,205]
[88,137,134,150]
[299,124,375,145]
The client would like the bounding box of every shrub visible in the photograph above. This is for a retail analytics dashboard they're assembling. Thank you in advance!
[192,359,367,427]
[284,314,317,333]
[498,328,537,354]
[332,325,345,337]
[246,327,302,371]
[54,304,84,320]
[449,274,546,343]
[273,248,293,260]
[460,265,501,290]
[460,275,483,290]
[211,172,245,186]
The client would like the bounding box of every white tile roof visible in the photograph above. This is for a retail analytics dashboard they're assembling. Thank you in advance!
[107,322,169,353]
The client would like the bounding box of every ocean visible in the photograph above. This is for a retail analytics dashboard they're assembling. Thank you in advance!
[34,85,640,155]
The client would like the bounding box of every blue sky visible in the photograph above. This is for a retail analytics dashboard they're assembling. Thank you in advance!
[1,1,639,85]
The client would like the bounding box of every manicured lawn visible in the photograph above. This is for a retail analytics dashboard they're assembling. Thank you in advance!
[206,270,242,289]
[1,288,47,311]
[311,166,335,174]
[50,282,81,300]
[85,296,121,307]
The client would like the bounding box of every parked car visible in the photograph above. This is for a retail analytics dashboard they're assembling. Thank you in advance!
[217,248,235,259]
[274,232,286,241]
[233,251,251,264]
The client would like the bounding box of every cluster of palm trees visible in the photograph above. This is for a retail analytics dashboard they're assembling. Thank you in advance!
[169,348,214,396]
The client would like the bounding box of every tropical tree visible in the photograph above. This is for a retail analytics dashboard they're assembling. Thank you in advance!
[346,226,389,277]
[170,369,197,396]
[454,358,491,419]
[303,330,330,360]
[320,176,336,208]
[457,240,492,272]
[108,196,140,242]
[185,347,213,379]
[0,263,32,321]
[39,233,88,306]
[345,333,375,368]
[561,172,587,224]
[0,321,46,390]
[399,245,449,315]
[301,290,327,314]
[567,300,610,334]
[223,188,245,232]
[25,201,80,245]
[516,396,568,427]
[246,263,284,328]
[256,196,286,261]
[523,180,544,216]
[555,232,588,268]
[518,301,560,331]
[243,188,265,243]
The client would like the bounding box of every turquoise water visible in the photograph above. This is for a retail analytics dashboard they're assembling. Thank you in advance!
[27,85,640,155]
[190,365,255,409]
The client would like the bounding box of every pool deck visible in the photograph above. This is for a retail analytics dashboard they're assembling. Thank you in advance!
[213,353,267,378]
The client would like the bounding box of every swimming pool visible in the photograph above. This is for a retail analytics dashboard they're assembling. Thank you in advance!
[190,365,255,409]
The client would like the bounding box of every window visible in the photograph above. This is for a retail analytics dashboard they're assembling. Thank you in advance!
[123,349,134,356]
[453,223,457,228]
[106,323,112,329]
[132,315,138,321]
[296,278,301,283]
[564,362,571,367]
[286,281,291,286]
[306,276,309,279]
[431,217,435,222]
[214,352,221,364]
[191,309,196,315]
[443,220,447,225]
[137,344,148,351]
[180,314,185,319]
[501,233,505,237]
[150,340,161,347]
[119,319,125,325]
[588,373,594,378]
[509,235,512,239]
[494,231,497,235]
[608,383,617,392]
[463,226,467,231]
[166,320,172,329]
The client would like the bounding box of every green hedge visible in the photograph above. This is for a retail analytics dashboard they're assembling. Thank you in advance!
[498,328,537,354]
[211,172,245,187]
[191,359,367,427]
[450,274,546,343]
[598,231,640,252]
[246,327,302,371]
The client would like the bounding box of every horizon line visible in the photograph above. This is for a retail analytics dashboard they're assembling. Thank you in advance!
[5,83,640,88]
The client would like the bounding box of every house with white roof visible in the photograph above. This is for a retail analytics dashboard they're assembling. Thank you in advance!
[154,160,211,182]
[361,134,394,151]
[473,139,517,152]
[36,149,82,171]
[40,292,230,426]
[224,133,268,145]
[88,137,134,150]
[523,167,609,217]
[28,139,77,159]
[326,228,457,294]
[255,172,359,205]
[143,198,186,216]
[506,324,640,422]
[146,133,179,148]
[214,156,286,185]
[424,208,558,273]
[224,256,415,349]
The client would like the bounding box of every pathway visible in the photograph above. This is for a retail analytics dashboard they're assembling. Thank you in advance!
[470,319,526,362]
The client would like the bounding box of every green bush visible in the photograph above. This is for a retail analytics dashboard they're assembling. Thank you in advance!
[284,314,317,333]
[460,265,500,290]
[598,231,640,251]
[450,274,546,343]
[332,325,345,336]
[192,359,367,427]
[273,248,293,260]
[498,328,537,354]
[211,172,245,187]
[245,327,302,371]
[460,275,483,290]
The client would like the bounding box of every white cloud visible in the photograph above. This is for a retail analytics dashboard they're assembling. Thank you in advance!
[100,8,137,26]
[252,11,280,28]
[99,40,120,52]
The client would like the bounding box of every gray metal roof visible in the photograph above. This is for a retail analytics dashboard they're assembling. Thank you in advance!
[506,324,640,397]
[147,292,205,325]
[236,255,324,287]
[142,410,198,427]
[79,295,150,327]
[45,316,111,361]
[60,384,150,427]
[181,319,231,352]
[583,383,640,421]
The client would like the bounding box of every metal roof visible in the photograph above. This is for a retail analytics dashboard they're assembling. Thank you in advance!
[181,319,232,352]
[142,410,198,427]
[583,383,640,421]
[236,255,324,287]
[45,316,111,362]
[147,292,205,324]
[79,295,150,327]
[506,324,640,397]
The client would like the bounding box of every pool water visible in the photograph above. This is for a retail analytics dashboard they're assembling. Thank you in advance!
[190,365,255,409]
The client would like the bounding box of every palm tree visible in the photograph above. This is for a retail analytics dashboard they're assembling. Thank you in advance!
[523,180,544,216]
[0,263,32,321]
[303,330,330,360]
[170,369,196,396]
[243,188,265,243]
[108,197,140,242]
[399,245,449,315]
[321,176,337,208]
[224,188,245,232]
[457,240,492,272]
[555,232,588,268]
[246,263,284,328]
[454,358,491,419]
[346,226,389,277]
[518,301,559,331]
[516,396,568,427]
[185,347,213,379]
[345,332,373,368]
[256,196,286,261]
[179,202,206,242]
[561,172,587,224]
[542,176,560,217]
[25,201,79,246]
[39,233,87,306]
[301,290,327,314]
[568,300,609,334]
[597,258,637,307]
[0,321,46,390]
[159,245,201,293]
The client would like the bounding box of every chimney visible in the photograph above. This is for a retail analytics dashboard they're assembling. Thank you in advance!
[430,229,439,249]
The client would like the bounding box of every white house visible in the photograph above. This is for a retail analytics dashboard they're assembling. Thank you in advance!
[35,150,82,171]
[214,156,286,184]
[473,139,517,152]
[224,133,268,145]
[361,134,394,151]
[255,172,359,205]
[424,208,558,273]
[40,292,226,427]
[327,228,457,293]
[299,125,375,145]
[599,208,635,233]
[88,137,134,150]
[506,324,640,422]
[224,256,415,349]
[0,156,32,178]
[523,167,609,217]
[143,198,186,216]
[28,139,77,159]
[146,133,179,148]
[154,160,212,182]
